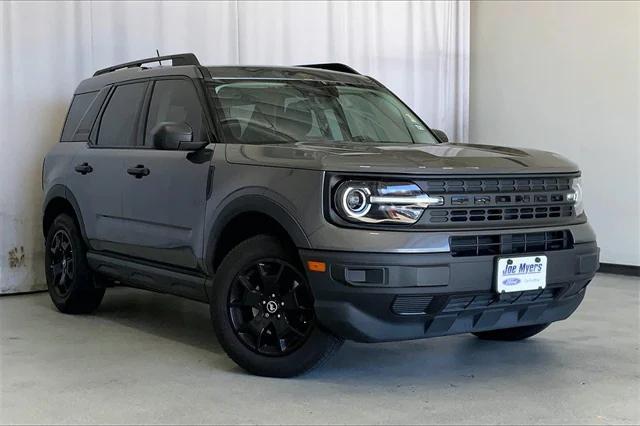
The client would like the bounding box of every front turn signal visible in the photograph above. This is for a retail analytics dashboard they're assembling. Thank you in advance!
[307,261,327,273]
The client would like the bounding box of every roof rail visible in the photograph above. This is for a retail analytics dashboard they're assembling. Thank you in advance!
[93,53,201,77]
[297,63,360,75]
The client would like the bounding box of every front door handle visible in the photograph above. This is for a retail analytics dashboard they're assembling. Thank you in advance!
[127,164,150,178]
[74,162,93,175]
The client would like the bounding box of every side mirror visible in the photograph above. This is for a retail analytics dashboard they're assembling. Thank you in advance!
[432,129,449,143]
[151,122,207,151]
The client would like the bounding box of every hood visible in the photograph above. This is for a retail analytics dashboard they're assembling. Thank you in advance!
[225,142,580,175]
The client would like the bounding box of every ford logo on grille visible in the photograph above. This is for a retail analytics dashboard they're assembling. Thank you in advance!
[502,278,521,286]
[451,196,469,205]
[474,196,491,205]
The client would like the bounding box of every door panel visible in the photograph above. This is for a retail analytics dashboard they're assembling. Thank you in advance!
[70,81,150,253]
[64,145,125,251]
[118,78,213,270]
[119,149,212,269]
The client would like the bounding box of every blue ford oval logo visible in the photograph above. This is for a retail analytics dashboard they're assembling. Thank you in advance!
[503,278,521,286]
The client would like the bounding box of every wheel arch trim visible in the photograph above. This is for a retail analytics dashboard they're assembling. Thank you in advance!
[43,184,89,246]
[204,192,311,274]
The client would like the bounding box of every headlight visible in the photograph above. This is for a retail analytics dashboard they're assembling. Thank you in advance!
[334,181,443,224]
[567,177,584,216]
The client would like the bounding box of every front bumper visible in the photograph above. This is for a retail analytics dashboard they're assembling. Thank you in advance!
[300,242,599,342]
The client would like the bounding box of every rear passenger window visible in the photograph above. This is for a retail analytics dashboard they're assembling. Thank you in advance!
[60,92,98,141]
[144,79,205,146]
[97,82,147,147]
[72,87,109,142]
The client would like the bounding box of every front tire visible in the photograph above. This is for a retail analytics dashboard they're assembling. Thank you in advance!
[473,323,550,341]
[210,235,342,377]
[45,214,105,314]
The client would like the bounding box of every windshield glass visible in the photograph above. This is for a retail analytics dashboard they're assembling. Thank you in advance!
[210,81,438,144]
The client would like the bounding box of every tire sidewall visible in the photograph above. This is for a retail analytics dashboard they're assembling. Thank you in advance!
[45,214,96,310]
[210,235,339,377]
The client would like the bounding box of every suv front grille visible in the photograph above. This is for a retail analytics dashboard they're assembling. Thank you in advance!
[422,176,572,194]
[449,230,573,257]
[415,174,578,229]
[429,205,573,223]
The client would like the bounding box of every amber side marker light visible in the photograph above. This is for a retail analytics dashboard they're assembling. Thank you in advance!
[307,261,327,272]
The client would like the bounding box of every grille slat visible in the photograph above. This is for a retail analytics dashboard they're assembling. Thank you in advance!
[450,231,573,257]
[391,286,567,316]
[426,205,573,224]
[391,295,434,315]
[422,176,572,194]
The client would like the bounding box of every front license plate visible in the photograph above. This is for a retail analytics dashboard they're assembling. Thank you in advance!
[495,255,547,293]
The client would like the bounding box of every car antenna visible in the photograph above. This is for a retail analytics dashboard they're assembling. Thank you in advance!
[156,49,162,66]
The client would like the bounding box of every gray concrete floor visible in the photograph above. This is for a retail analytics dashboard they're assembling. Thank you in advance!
[0,273,638,425]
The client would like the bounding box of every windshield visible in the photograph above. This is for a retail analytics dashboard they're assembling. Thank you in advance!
[210,81,438,144]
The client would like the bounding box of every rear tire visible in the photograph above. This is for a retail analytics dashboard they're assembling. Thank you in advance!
[473,323,550,341]
[45,214,105,314]
[210,234,342,377]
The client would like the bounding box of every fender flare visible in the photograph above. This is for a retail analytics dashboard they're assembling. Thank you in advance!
[204,191,311,273]
[43,184,89,245]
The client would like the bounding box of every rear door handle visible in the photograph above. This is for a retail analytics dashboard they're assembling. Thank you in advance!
[74,162,93,175]
[127,164,150,178]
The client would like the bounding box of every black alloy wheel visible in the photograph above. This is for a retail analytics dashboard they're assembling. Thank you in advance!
[49,229,75,297]
[45,214,105,314]
[211,234,343,377]
[228,259,315,356]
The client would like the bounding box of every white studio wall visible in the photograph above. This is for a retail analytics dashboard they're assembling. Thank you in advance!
[470,1,640,267]
[0,0,470,294]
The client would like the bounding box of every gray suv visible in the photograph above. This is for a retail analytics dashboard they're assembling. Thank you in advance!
[42,53,599,377]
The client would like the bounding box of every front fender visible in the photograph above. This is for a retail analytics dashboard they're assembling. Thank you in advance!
[203,189,311,274]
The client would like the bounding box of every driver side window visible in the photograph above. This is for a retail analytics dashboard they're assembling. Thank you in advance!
[145,79,205,146]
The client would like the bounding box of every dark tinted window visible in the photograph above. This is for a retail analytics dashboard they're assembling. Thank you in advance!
[145,79,205,146]
[61,91,98,141]
[97,82,147,147]
[72,87,109,142]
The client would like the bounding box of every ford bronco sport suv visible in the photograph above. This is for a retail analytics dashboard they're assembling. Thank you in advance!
[43,53,599,377]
